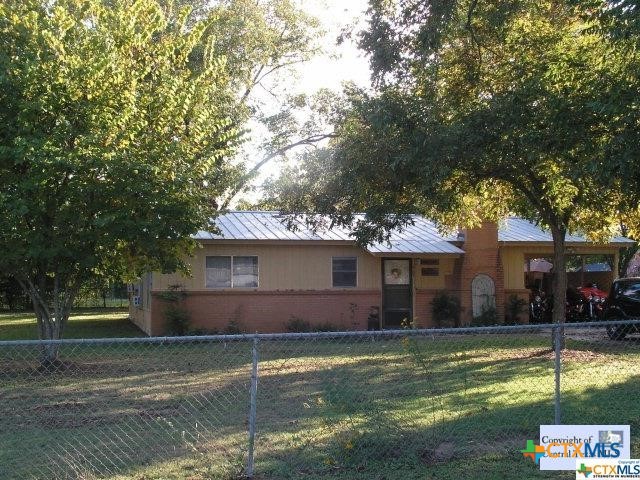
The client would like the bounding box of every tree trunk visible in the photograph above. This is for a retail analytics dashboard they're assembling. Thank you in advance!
[550,223,567,349]
[16,273,78,366]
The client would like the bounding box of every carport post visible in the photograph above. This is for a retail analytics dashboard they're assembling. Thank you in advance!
[247,337,259,477]
[553,325,562,424]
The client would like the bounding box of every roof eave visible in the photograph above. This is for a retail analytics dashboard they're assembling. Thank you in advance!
[367,251,463,258]
[499,240,633,248]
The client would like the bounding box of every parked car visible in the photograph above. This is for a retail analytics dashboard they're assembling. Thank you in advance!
[603,278,640,339]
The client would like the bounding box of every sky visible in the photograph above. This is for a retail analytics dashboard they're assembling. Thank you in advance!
[240,0,372,202]
[294,0,371,94]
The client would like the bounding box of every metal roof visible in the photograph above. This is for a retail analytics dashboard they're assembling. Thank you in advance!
[195,211,352,241]
[366,239,463,255]
[194,212,633,253]
[498,217,634,245]
[195,211,464,255]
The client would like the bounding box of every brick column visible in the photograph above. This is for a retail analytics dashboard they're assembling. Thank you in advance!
[458,222,505,324]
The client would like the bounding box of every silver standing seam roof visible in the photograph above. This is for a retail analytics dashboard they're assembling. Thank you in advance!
[498,217,634,245]
[193,212,632,255]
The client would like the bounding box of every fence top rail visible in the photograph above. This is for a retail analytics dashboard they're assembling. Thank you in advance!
[1,319,639,347]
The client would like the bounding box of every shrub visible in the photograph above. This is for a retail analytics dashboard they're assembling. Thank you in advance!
[471,306,499,326]
[165,307,191,335]
[431,292,461,327]
[313,321,339,332]
[285,316,312,333]
[505,294,527,324]
[188,328,219,336]
[224,320,243,335]
[159,284,190,335]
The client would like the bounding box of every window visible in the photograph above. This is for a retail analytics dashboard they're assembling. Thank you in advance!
[206,256,258,288]
[206,256,231,288]
[144,273,152,308]
[420,258,440,276]
[421,267,439,276]
[471,274,496,318]
[420,259,439,266]
[333,257,357,287]
[619,281,640,300]
[134,280,142,309]
[233,256,259,287]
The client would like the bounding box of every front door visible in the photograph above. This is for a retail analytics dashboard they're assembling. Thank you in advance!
[382,258,412,329]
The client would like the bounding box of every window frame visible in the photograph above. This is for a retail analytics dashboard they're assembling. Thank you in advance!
[205,255,259,289]
[135,279,143,310]
[144,272,152,309]
[331,256,358,288]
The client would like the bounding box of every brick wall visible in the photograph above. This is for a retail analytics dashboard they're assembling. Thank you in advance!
[457,223,506,324]
[148,290,381,335]
[413,288,443,327]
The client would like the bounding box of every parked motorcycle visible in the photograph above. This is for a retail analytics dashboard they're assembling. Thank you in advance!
[530,285,608,323]
[529,291,548,324]
[566,286,585,322]
[578,284,608,320]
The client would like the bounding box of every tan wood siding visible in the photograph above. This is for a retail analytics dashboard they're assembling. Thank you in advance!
[153,243,381,291]
[413,257,455,289]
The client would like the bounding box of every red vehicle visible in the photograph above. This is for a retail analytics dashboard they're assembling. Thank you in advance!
[577,284,608,319]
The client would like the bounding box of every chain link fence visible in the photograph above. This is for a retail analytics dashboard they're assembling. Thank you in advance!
[1,320,639,479]
[0,278,129,311]
[72,296,129,309]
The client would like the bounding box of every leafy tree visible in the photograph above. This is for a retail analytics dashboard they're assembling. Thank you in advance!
[0,0,246,355]
[0,0,321,352]
[222,89,342,208]
[0,276,30,311]
[162,0,343,208]
[268,0,639,327]
[585,4,640,242]
[202,0,326,208]
[76,275,127,308]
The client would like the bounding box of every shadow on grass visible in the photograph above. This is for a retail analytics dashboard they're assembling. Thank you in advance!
[0,308,142,341]
[254,375,640,480]
[0,333,638,479]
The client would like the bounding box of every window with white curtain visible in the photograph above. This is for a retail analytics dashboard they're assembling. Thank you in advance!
[206,256,258,288]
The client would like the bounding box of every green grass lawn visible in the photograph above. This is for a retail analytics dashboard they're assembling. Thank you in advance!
[1,330,638,480]
[0,309,145,340]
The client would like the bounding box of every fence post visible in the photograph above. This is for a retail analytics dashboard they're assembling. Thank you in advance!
[553,325,561,424]
[246,337,259,478]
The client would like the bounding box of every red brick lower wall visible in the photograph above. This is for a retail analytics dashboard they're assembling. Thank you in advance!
[148,290,381,335]
[414,288,467,328]
[144,284,523,335]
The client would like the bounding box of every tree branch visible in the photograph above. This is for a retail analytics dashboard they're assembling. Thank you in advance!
[220,132,336,210]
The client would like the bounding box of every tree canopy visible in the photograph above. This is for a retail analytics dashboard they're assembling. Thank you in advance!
[0,0,318,347]
[267,0,640,324]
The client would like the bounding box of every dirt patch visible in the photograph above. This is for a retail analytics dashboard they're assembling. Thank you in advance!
[526,348,608,361]
[421,441,456,465]
[35,412,114,429]
[494,347,608,362]
[502,348,553,360]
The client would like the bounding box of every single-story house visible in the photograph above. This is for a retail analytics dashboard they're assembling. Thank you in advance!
[129,211,633,335]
